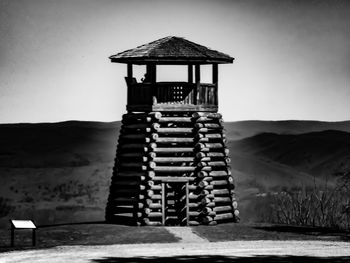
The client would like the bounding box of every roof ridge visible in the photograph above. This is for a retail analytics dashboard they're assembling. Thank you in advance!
[110,36,234,64]
[180,38,212,58]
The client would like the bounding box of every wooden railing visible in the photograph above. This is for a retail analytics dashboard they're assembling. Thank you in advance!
[127,82,217,108]
[155,82,195,105]
[127,83,153,106]
[197,83,217,105]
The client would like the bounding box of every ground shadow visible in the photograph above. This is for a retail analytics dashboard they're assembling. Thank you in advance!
[92,255,350,263]
[253,225,350,240]
[37,221,107,228]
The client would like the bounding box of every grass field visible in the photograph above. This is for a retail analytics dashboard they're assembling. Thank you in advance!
[1,223,349,253]
[0,223,179,252]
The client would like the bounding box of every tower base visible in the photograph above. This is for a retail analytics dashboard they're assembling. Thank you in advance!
[106,111,239,226]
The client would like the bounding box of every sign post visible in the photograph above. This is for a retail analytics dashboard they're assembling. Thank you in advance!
[10,220,36,247]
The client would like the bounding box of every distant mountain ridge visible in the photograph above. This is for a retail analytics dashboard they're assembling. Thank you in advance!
[0,120,349,226]
[230,130,350,179]
[224,120,350,140]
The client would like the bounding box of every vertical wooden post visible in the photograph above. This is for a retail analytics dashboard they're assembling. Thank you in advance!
[213,63,218,84]
[11,225,14,247]
[148,63,157,105]
[195,64,200,105]
[127,63,133,79]
[161,182,165,226]
[213,63,218,106]
[127,63,133,109]
[185,181,189,226]
[188,64,193,83]
[133,197,138,226]
[152,64,157,84]
[32,229,36,246]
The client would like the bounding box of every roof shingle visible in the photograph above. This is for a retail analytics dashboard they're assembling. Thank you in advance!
[109,36,234,64]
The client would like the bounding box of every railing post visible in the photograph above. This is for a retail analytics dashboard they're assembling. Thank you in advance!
[148,63,157,106]
[213,63,218,106]
[195,64,200,105]
[126,63,133,108]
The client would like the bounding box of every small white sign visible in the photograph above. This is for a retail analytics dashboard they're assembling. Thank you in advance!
[11,220,36,229]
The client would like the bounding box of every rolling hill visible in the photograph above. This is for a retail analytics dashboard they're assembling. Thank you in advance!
[0,120,349,226]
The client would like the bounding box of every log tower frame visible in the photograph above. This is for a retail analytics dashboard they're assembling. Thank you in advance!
[106,36,239,226]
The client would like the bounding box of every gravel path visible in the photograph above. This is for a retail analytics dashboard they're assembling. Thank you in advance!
[1,241,350,263]
[164,227,208,243]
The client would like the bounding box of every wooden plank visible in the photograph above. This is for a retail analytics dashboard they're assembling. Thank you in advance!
[186,182,189,226]
[158,117,192,123]
[213,63,218,84]
[155,137,194,143]
[154,166,196,172]
[188,64,193,83]
[154,147,193,153]
[213,205,232,212]
[153,176,194,182]
[214,213,234,221]
[161,182,165,225]
[127,63,133,79]
[192,112,222,119]
[155,127,193,134]
[153,157,194,163]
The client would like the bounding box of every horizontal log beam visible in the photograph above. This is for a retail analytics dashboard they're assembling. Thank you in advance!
[214,197,232,203]
[153,176,195,182]
[211,180,229,186]
[209,170,231,177]
[155,127,193,134]
[154,147,194,153]
[192,112,222,119]
[153,157,194,163]
[155,137,194,143]
[154,166,196,172]
[213,206,232,213]
[214,212,234,221]
[195,123,223,129]
[158,117,192,123]
[213,189,230,195]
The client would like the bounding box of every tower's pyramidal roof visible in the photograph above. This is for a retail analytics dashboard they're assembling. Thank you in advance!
[110,36,234,64]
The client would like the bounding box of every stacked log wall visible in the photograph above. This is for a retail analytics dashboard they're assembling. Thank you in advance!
[106,111,239,225]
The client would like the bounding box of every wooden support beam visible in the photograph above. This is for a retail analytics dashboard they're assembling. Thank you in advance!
[195,64,200,104]
[153,157,194,163]
[188,64,193,83]
[212,189,230,195]
[158,117,192,123]
[127,63,133,79]
[153,176,195,182]
[185,181,189,226]
[214,213,234,221]
[214,197,232,203]
[155,127,193,134]
[154,166,196,172]
[195,123,223,129]
[213,63,218,84]
[192,112,222,119]
[211,180,229,186]
[213,206,232,213]
[154,147,194,153]
[155,137,194,143]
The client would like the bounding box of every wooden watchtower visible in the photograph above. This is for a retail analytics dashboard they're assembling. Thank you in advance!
[106,36,239,226]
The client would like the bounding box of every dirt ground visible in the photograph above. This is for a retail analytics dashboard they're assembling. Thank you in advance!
[1,240,350,263]
[1,224,350,263]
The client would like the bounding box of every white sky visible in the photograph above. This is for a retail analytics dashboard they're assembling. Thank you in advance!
[0,0,349,123]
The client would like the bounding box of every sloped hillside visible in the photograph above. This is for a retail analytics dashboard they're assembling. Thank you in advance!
[230,130,350,179]
[225,120,350,140]
[0,120,349,226]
